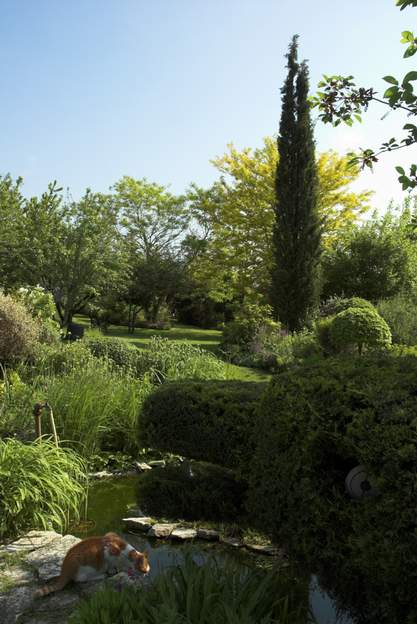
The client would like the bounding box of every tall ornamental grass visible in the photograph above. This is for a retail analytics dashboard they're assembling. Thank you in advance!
[0,438,87,539]
[70,555,311,624]
[39,358,153,456]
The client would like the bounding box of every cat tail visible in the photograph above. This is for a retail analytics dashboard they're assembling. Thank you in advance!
[33,575,68,598]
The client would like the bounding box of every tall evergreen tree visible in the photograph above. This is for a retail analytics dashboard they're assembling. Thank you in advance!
[271,36,321,331]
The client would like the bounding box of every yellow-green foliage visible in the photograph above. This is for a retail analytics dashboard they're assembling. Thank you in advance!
[330,306,391,353]
[0,293,39,364]
[0,438,87,538]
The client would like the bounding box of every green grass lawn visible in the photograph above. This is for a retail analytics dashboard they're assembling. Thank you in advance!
[75,316,270,382]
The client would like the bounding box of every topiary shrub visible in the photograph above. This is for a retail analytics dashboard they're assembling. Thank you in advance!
[141,381,265,471]
[249,352,417,623]
[320,296,376,318]
[136,460,247,522]
[0,293,40,365]
[329,306,391,354]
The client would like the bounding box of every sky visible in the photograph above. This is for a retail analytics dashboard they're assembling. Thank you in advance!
[0,0,416,211]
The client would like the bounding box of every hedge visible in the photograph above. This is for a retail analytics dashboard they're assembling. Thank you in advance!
[140,381,265,471]
[248,352,417,624]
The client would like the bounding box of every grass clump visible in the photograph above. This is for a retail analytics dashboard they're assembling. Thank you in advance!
[70,554,310,624]
[0,438,87,539]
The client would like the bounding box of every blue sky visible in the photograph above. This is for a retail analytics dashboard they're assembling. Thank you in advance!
[0,0,415,210]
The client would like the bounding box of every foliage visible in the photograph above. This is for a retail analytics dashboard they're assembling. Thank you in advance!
[0,369,35,439]
[137,460,247,521]
[33,341,95,377]
[0,175,24,289]
[0,292,40,364]
[319,295,376,318]
[12,185,122,327]
[322,201,417,301]
[0,438,87,539]
[271,36,321,330]
[329,307,392,354]
[188,142,370,306]
[249,352,417,623]
[38,358,153,456]
[14,285,61,343]
[377,293,417,344]
[311,1,417,189]
[141,381,265,472]
[87,335,228,383]
[70,554,310,624]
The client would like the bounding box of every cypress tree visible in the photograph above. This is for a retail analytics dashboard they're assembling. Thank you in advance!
[271,36,321,331]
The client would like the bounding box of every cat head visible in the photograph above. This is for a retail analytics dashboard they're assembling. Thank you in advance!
[128,549,150,574]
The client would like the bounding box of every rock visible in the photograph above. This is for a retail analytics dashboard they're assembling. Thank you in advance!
[0,531,62,555]
[125,507,146,517]
[0,585,37,624]
[170,528,197,541]
[134,461,152,472]
[220,536,243,548]
[196,529,220,541]
[88,470,113,480]
[25,535,80,581]
[122,517,153,532]
[106,571,131,590]
[147,523,177,538]
[148,460,166,468]
[244,543,281,556]
[1,566,36,586]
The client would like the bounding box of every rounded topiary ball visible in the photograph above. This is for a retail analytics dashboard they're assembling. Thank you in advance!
[0,293,40,364]
[330,306,391,354]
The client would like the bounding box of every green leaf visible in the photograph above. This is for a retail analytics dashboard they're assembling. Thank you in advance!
[401,30,414,43]
[402,71,417,84]
[383,86,399,98]
[404,47,417,58]
[383,76,399,85]
[396,166,405,175]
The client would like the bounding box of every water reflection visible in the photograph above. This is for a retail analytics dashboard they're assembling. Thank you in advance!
[71,475,354,624]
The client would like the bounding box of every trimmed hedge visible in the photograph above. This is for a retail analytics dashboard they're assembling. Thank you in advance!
[248,352,417,623]
[141,381,265,471]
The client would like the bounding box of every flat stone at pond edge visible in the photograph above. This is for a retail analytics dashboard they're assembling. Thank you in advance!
[88,470,113,480]
[25,535,80,581]
[0,531,62,555]
[196,529,220,541]
[148,460,166,468]
[244,544,281,556]
[122,517,154,532]
[148,523,177,538]
[220,537,243,548]
[134,461,152,471]
[1,566,36,586]
[170,528,197,541]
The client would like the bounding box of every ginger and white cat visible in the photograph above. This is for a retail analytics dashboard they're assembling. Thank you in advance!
[34,532,150,598]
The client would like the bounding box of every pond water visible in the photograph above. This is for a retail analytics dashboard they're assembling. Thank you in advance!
[70,476,354,624]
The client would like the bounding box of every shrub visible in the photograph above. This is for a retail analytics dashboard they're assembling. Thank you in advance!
[377,294,417,345]
[86,336,228,383]
[249,353,417,623]
[70,554,309,624]
[136,460,247,521]
[0,293,39,364]
[33,341,94,377]
[14,286,60,344]
[319,296,376,318]
[0,438,87,538]
[0,369,35,439]
[141,381,265,471]
[329,306,391,354]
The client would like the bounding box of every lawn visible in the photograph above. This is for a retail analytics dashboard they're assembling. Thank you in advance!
[75,316,270,382]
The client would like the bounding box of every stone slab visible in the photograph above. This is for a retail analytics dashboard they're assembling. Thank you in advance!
[196,529,220,541]
[25,535,80,581]
[170,528,197,541]
[147,523,177,538]
[122,517,153,532]
[0,532,62,555]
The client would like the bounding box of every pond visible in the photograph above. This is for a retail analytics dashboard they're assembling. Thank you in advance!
[71,476,353,624]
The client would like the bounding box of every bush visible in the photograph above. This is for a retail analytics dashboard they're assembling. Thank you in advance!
[377,294,417,345]
[86,336,228,383]
[0,293,40,364]
[0,438,87,538]
[136,460,247,522]
[329,306,391,354]
[319,296,376,318]
[14,286,61,344]
[249,353,417,623]
[33,341,95,377]
[70,554,309,624]
[141,381,265,471]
